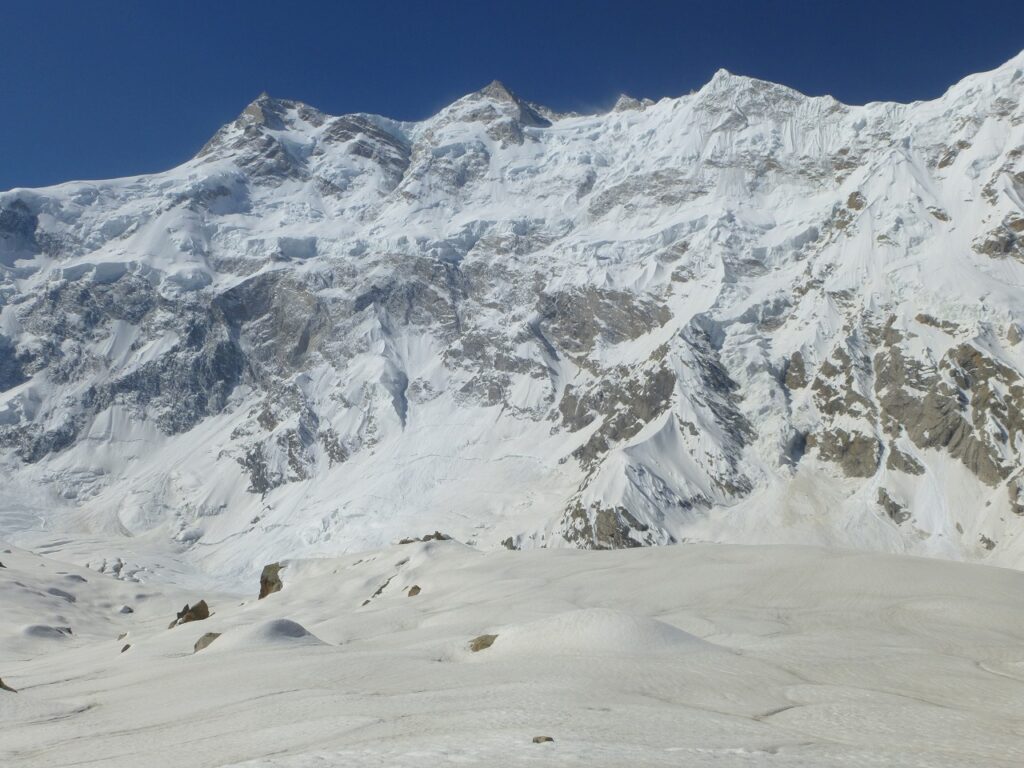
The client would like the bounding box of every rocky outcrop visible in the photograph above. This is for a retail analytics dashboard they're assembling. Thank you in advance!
[886,445,925,475]
[398,531,452,544]
[877,488,910,524]
[562,502,658,550]
[806,429,881,478]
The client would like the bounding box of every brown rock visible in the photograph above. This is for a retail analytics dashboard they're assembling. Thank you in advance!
[469,634,498,652]
[259,563,284,599]
[169,600,211,628]
[533,736,554,744]
[120,644,131,653]
[407,585,421,597]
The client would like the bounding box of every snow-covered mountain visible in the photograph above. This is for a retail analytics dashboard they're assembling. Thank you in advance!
[2,54,1024,577]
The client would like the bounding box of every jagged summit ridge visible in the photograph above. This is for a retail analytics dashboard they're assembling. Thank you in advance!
[1,53,1024,577]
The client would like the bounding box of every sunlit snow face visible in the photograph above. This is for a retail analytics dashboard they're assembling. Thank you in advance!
[1,54,1023,575]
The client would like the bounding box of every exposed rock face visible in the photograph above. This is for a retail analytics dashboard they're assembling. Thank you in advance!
[886,445,925,476]
[1010,475,1024,516]
[806,429,881,478]
[0,677,16,693]
[2,56,1024,569]
[562,502,659,550]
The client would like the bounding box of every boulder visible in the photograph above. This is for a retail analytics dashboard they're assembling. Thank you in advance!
[169,600,211,628]
[258,563,284,599]
[469,634,498,652]
[533,736,554,744]
[0,677,16,693]
[407,585,421,597]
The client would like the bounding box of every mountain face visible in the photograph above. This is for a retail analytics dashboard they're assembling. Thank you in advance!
[2,58,1024,576]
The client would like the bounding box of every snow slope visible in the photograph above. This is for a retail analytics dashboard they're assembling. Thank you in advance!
[2,56,1024,580]
[2,540,1023,767]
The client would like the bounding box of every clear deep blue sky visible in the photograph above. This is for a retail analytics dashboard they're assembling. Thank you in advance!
[3,1,1023,190]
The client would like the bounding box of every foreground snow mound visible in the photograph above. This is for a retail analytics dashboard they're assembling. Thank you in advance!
[483,607,714,657]
[3,542,1024,767]
[210,618,325,652]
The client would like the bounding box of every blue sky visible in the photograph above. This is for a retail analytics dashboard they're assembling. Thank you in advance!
[2,1,1022,189]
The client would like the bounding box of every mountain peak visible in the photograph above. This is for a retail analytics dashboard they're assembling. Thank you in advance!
[240,92,297,129]
[447,80,552,128]
[478,80,517,102]
[612,94,653,112]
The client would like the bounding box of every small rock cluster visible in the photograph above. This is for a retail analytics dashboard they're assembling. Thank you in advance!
[168,600,211,629]
[398,531,452,545]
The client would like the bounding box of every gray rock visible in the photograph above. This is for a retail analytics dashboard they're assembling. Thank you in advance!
[886,445,925,475]
[877,488,911,524]
[398,531,452,545]
[806,429,880,478]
